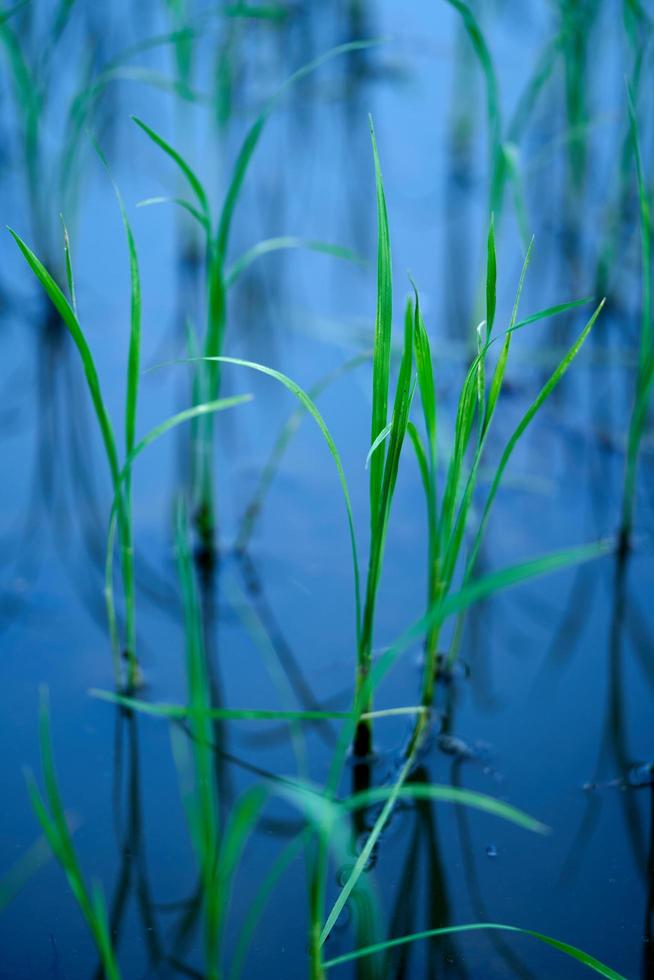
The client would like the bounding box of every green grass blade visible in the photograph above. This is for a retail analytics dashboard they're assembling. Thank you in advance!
[322,736,546,945]
[483,237,534,434]
[132,116,210,220]
[90,689,352,721]
[508,297,594,335]
[485,213,496,340]
[323,923,625,977]
[235,353,369,552]
[466,299,605,578]
[343,784,548,834]
[60,214,77,317]
[368,114,393,531]
[224,237,363,289]
[173,354,362,643]
[411,287,436,472]
[8,229,121,488]
[364,423,391,470]
[137,196,211,237]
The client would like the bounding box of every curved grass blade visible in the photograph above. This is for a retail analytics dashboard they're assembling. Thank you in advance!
[168,355,362,641]
[343,783,549,834]
[90,689,352,722]
[466,299,605,579]
[137,195,211,237]
[322,923,624,978]
[8,228,120,486]
[235,352,370,552]
[132,116,210,220]
[224,237,363,288]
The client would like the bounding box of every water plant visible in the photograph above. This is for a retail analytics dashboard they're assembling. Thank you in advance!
[133,40,374,560]
[407,221,605,742]
[9,191,143,688]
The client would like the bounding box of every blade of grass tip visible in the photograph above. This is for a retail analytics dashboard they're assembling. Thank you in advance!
[60,214,77,317]
[132,116,211,223]
[364,423,392,470]
[322,923,625,978]
[224,237,364,289]
[466,298,605,579]
[8,229,121,487]
[507,296,594,335]
[367,114,393,536]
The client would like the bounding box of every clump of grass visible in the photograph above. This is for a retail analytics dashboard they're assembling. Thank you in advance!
[25,688,120,979]
[407,219,605,741]
[9,160,142,689]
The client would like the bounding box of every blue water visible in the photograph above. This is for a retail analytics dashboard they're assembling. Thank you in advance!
[0,1,652,977]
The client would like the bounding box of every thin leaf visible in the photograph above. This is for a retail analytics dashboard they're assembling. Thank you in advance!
[323,923,625,978]
[224,237,363,289]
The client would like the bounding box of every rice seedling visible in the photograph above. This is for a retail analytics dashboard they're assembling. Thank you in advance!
[25,688,120,979]
[353,117,414,759]
[134,39,376,560]
[9,162,251,689]
[8,140,151,686]
[405,218,605,745]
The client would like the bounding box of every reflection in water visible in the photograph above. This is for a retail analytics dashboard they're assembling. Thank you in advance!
[0,1,653,977]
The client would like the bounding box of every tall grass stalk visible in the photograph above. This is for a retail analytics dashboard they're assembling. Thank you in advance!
[354,117,414,758]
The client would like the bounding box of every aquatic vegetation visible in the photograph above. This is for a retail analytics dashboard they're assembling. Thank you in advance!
[0,5,652,979]
[133,40,374,559]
